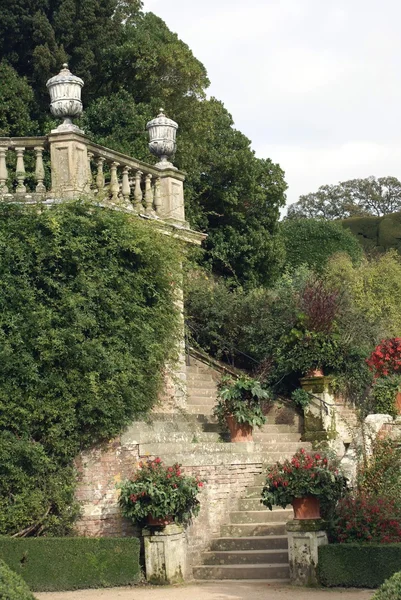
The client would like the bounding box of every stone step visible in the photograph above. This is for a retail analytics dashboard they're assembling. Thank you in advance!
[138,441,311,457]
[185,405,214,415]
[244,486,264,498]
[202,549,288,565]
[144,452,271,467]
[220,523,287,537]
[210,535,288,551]
[253,433,303,442]
[230,510,292,524]
[238,497,267,511]
[258,424,301,433]
[187,387,217,397]
[187,397,216,405]
[193,563,290,580]
[186,373,215,383]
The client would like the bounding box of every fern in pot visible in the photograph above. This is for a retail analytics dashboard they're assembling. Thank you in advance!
[214,375,270,442]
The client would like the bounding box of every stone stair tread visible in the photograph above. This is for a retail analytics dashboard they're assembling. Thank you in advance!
[193,579,291,583]
[193,563,290,580]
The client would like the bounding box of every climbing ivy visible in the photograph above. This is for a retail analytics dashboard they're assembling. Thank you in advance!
[0,202,182,535]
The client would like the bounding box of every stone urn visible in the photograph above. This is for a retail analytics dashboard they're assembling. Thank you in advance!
[146,109,178,169]
[46,64,84,133]
[292,496,321,520]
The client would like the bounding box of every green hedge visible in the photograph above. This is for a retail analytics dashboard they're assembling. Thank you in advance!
[342,211,401,254]
[0,537,140,592]
[318,544,401,588]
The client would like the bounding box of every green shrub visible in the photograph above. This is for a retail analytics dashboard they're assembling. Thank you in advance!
[0,537,140,592]
[0,559,36,599]
[372,376,401,418]
[342,211,401,255]
[0,202,181,535]
[318,544,401,588]
[373,571,401,600]
[280,218,362,272]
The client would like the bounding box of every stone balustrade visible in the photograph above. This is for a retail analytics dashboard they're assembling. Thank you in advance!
[0,133,192,233]
[0,137,49,199]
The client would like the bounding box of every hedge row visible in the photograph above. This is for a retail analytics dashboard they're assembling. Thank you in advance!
[318,544,401,588]
[342,211,401,254]
[0,537,140,592]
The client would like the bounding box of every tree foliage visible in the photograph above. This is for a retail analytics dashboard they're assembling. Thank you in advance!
[280,218,362,272]
[288,176,401,220]
[0,202,181,535]
[0,0,286,287]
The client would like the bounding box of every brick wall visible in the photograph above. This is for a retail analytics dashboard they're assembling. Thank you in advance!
[74,437,263,574]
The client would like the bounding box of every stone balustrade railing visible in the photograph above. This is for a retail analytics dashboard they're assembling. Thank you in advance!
[0,132,191,232]
[86,140,164,216]
[0,137,49,199]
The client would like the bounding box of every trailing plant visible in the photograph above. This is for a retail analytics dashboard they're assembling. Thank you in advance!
[0,202,181,535]
[371,376,401,418]
[214,375,270,429]
[261,449,347,510]
[118,458,203,525]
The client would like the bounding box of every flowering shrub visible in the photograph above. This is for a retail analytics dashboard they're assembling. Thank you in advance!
[118,458,204,525]
[261,449,347,510]
[332,495,401,544]
[367,338,401,377]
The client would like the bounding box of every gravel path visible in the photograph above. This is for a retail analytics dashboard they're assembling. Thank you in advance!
[36,582,375,600]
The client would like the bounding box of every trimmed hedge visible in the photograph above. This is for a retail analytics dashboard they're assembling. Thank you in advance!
[0,537,140,592]
[0,559,36,599]
[342,211,401,254]
[318,544,401,588]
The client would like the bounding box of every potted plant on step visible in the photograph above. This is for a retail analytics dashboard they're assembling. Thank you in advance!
[261,449,347,519]
[118,458,204,527]
[214,375,270,442]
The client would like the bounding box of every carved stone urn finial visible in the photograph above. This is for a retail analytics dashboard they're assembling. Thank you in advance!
[46,64,84,133]
[146,109,178,169]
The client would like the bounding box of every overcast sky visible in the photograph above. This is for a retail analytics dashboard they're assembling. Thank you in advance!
[142,1,401,208]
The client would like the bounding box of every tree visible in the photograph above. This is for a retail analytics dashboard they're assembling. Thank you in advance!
[280,218,362,273]
[288,176,401,220]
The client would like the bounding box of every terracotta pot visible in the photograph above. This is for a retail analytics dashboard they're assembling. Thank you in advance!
[292,496,321,520]
[226,415,253,442]
[147,515,173,527]
[396,391,401,415]
[306,367,324,378]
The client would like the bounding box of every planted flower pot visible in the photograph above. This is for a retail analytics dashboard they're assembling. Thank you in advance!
[292,496,321,520]
[306,367,324,378]
[147,515,174,527]
[226,415,253,442]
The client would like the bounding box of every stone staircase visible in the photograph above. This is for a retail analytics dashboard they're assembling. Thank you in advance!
[193,472,292,581]
[185,354,311,582]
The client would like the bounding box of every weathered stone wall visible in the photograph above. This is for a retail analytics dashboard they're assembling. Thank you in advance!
[74,438,264,573]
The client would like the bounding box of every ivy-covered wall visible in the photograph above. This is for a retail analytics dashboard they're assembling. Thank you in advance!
[0,202,182,536]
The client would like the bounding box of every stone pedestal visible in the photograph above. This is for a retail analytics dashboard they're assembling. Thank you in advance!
[286,519,328,586]
[143,524,187,584]
[49,131,89,199]
[158,170,187,225]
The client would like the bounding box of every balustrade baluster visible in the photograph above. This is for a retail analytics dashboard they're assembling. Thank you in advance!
[0,147,8,195]
[87,152,94,191]
[154,177,162,215]
[133,170,143,213]
[15,147,26,193]
[145,173,154,215]
[110,162,120,202]
[96,157,105,193]
[34,146,46,193]
[122,166,131,206]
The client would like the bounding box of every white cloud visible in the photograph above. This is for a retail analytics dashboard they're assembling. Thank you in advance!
[142,0,401,206]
